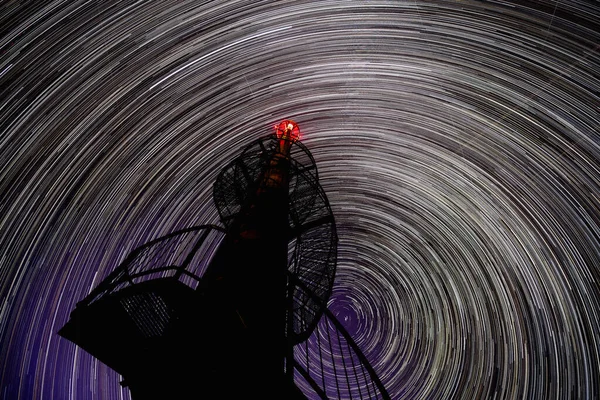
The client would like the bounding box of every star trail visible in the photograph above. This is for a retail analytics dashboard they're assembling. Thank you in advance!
[1,1,599,399]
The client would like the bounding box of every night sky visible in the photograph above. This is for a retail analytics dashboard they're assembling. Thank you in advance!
[1,1,599,399]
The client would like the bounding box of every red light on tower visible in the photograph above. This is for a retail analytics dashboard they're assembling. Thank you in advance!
[274,120,301,142]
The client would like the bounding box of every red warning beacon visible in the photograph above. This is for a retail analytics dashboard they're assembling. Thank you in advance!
[275,119,301,141]
[274,119,301,155]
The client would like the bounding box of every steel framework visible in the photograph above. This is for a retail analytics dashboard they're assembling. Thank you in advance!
[59,122,390,399]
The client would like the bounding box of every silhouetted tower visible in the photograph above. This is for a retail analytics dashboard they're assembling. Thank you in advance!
[59,121,389,399]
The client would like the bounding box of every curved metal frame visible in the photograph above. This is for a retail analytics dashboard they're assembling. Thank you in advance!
[289,273,392,400]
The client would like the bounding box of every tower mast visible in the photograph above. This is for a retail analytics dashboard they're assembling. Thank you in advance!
[196,120,301,397]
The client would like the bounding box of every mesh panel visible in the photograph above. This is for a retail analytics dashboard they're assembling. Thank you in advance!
[120,292,171,338]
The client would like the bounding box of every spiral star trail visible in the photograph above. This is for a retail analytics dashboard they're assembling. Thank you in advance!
[1,0,599,399]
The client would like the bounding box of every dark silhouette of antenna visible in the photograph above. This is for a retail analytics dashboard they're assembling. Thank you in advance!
[59,121,390,399]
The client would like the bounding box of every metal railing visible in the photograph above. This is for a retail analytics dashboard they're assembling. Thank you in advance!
[77,225,225,307]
